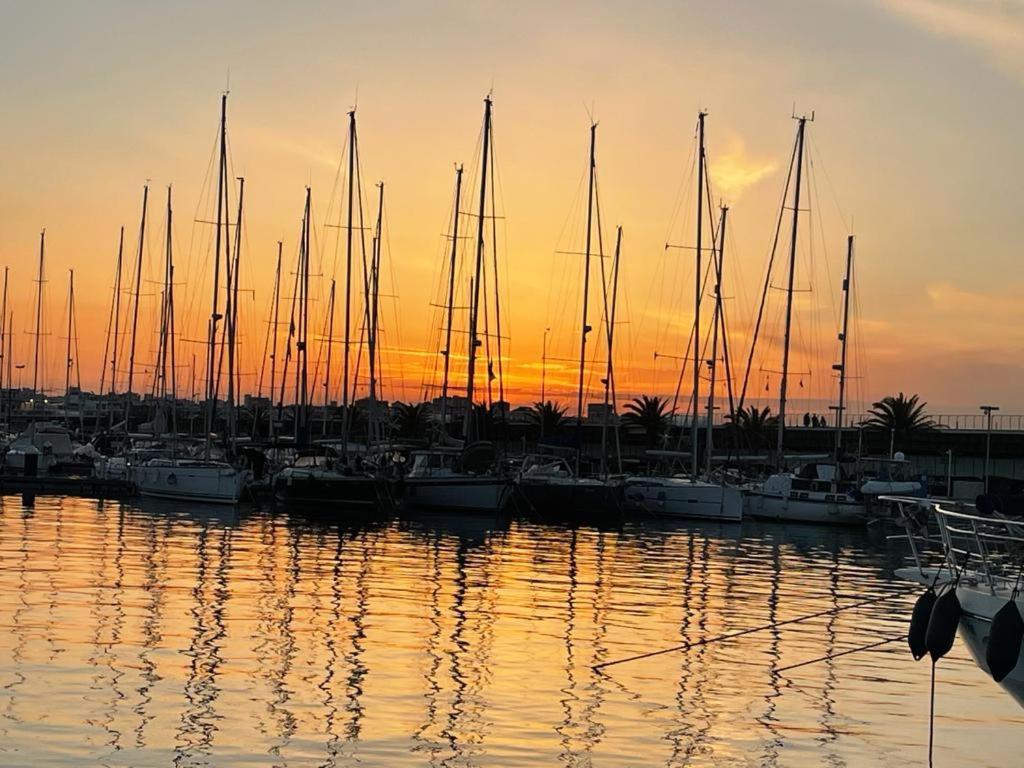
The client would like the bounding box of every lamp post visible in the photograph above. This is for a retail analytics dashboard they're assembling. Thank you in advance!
[980,404,999,493]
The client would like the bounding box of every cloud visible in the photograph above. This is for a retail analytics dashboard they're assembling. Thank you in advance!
[711,135,778,201]
[926,280,1024,318]
[877,0,1024,82]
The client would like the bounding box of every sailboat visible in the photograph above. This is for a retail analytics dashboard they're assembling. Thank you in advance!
[515,121,621,518]
[623,111,742,522]
[744,117,864,525]
[273,111,396,511]
[403,95,511,513]
[133,97,249,504]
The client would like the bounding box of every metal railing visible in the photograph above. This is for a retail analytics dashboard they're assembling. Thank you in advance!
[886,497,1024,596]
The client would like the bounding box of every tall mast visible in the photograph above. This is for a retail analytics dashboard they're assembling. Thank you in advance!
[776,115,809,459]
[296,187,311,445]
[125,185,148,427]
[465,95,492,438]
[225,176,244,448]
[833,234,854,461]
[0,267,7,424]
[342,109,357,455]
[64,269,74,401]
[322,278,336,436]
[368,182,384,446]
[165,185,178,445]
[439,165,464,435]
[599,226,623,478]
[106,227,124,430]
[32,229,45,395]
[269,242,282,439]
[574,122,597,475]
[5,312,12,427]
[205,93,228,459]
[691,111,706,481]
[705,205,728,479]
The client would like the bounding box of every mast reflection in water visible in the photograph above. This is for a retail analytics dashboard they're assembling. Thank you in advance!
[0,495,1021,766]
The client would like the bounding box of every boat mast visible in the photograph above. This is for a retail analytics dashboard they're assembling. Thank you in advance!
[295,187,311,445]
[322,278,336,436]
[367,181,384,446]
[574,122,597,475]
[439,165,464,436]
[0,267,7,426]
[226,176,244,449]
[342,109,357,456]
[64,269,74,402]
[166,185,179,449]
[106,227,124,428]
[5,312,12,427]
[32,229,45,396]
[599,225,623,478]
[691,111,706,481]
[833,234,854,461]
[205,93,228,460]
[465,95,492,439]
[125,186,148,427]
[705,205,728,479]
[268,242,282,440]
[776,115,809,460]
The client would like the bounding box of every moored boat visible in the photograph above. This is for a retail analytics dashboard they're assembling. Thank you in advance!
[133,457,249,504]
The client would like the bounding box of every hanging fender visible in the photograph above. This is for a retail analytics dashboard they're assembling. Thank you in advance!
[986,600,1024,683]
[908,587,937,661]
[925,587,962,663]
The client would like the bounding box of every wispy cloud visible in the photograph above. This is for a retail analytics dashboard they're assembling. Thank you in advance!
[877,0,1024,82]
[711,135,778,201]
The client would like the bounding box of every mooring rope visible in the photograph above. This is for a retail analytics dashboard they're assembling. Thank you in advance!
[593,588,915,671]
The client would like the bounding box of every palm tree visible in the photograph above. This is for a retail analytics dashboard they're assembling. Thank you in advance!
[622,395,671,448]
[531,400,567,439]
[726,405,778,451]
[393,402,429,440]
[864,392,935,449]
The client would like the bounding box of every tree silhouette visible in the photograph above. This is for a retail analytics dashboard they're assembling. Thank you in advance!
[864,392,935,449]
[622,395,671,448]
[531,400,567,438]
[726,405,778,451]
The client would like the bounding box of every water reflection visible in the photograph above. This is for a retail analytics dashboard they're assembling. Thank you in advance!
[0,497,1021,766]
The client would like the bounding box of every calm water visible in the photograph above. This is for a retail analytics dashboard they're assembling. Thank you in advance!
[0,496,1021,767]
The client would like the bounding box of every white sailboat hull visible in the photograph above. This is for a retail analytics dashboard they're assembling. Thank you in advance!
[746,489,865,524]
[625,477,743,521]
[403,476,511,512]
[133,461,248,504]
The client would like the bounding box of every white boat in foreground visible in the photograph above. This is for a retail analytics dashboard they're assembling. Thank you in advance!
[133,458,249,504]
[890,497,1024,706]
[625,476,743,521]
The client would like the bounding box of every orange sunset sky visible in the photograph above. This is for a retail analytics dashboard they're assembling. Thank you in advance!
[1,1,1023,414]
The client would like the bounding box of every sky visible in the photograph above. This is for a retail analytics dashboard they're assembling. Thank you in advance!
[1,0,1023,415]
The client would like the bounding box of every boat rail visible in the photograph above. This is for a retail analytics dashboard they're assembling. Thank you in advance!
[883,496,1024,596]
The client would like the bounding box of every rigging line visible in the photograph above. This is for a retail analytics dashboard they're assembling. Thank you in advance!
[593,588,915,670]
[736,126,799,417]
[776,635,906,674]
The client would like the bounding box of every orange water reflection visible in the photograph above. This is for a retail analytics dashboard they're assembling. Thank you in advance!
[0,495,1021,766]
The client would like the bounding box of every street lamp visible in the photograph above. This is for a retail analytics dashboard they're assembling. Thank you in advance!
[980,404,999,493]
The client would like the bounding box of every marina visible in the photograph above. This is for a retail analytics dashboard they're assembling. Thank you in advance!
[4,1,1024,763]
